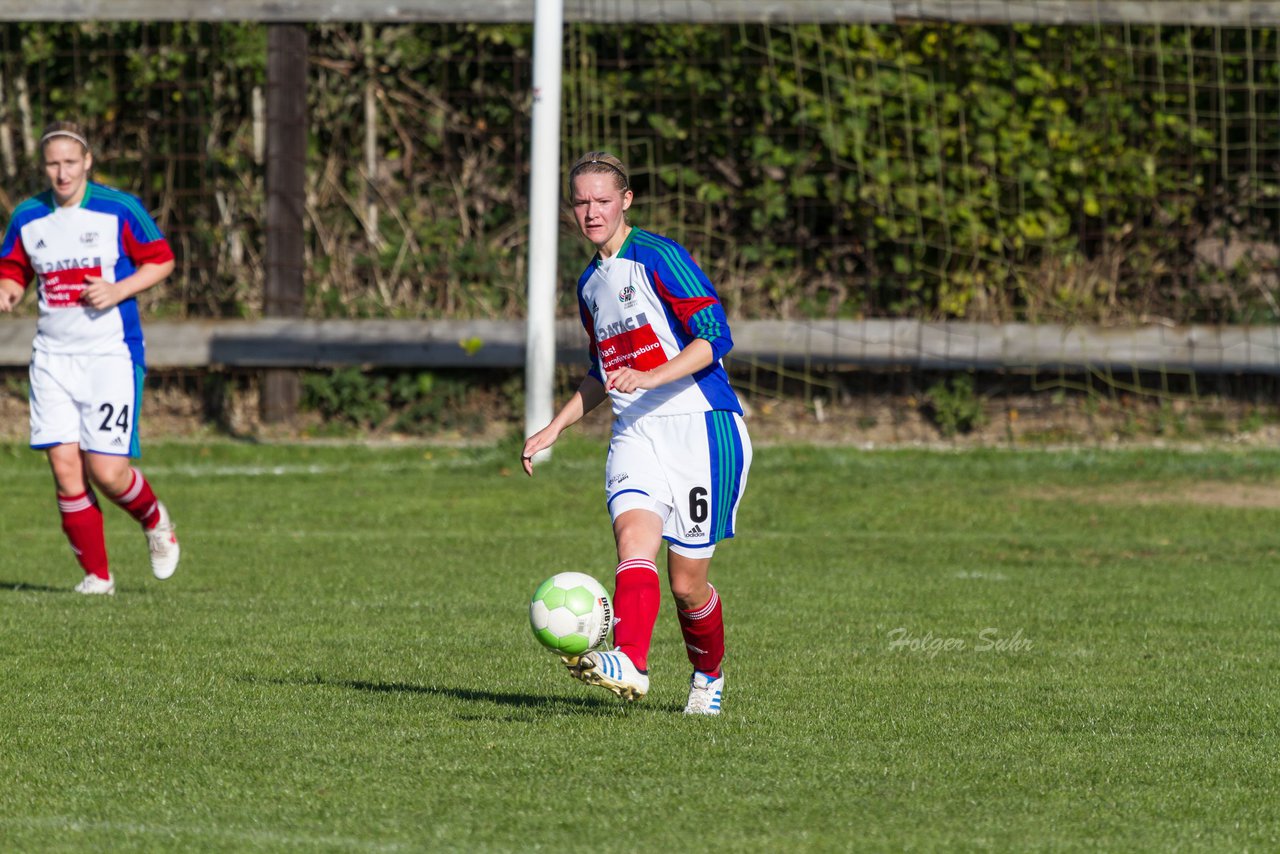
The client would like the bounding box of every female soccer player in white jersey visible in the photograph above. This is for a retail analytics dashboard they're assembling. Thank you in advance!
[0,121,180,595]
[522,151,752,715]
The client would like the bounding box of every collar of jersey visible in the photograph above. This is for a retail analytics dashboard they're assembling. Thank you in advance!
[39,181,96,212]
[595,226,639,267]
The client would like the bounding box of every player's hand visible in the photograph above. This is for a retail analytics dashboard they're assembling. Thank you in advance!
[606,367,657,394]
[80,275,120,310]
[0,282,21,312]
[520,426,560,477]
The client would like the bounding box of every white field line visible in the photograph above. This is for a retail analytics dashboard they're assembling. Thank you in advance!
[5,458,600,478]
[153,463,399,477]
[0,815,409,851]
[0,462,374,478]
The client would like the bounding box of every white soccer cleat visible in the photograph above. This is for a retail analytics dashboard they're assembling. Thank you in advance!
[567,649,649,701]
[683,670,724,715]
[74,574,115,596]
[146,502,180,580]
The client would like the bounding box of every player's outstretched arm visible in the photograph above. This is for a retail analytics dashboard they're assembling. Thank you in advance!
[521,375,607,476]
[0,279,23,312]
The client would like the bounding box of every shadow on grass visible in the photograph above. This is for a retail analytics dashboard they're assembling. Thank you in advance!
[0,581,161,596]
[0,579,70,594]
[239,673,622,712]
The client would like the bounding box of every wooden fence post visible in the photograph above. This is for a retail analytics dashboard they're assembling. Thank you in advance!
[262,22,308,423]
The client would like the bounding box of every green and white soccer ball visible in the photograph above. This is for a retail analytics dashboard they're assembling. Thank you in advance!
[529,571,612,657]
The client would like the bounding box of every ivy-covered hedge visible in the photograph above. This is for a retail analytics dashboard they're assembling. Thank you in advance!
[0,21,1275,324]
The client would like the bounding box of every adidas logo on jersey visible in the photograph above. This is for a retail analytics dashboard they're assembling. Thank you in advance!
[36,239,46,249]
[687,524,704,537]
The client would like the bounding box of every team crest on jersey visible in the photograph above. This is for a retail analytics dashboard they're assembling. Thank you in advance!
[80,232,99,246]
[618,285,636,305]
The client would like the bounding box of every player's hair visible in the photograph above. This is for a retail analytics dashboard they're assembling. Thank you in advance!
[568,151,630,195]
[40,121,91,156]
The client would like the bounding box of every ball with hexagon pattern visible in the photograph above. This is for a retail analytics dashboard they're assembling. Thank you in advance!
[529,572,612,657]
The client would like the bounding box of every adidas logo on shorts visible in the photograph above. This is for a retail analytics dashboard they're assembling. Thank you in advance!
[688,524,704,537]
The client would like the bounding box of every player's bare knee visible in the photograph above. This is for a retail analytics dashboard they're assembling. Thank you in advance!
[612,509,663,561]
[669,577,710,611]
[46,446,87,495]
[86,455,132,495]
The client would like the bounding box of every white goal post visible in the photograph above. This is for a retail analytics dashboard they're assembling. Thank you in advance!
[524,0,565,452]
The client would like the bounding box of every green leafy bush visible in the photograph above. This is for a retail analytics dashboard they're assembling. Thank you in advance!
[300,368,499,434]
[925,374,987,436]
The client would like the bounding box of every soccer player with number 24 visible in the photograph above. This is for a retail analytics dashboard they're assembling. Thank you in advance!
[522,151,752,715]
[0,121,181,595]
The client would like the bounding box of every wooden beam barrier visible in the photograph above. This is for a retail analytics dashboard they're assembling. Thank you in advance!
[735,320,1280,374]
[0,319,592,369]
[3,319,1280,374]
[7,1,1280,25]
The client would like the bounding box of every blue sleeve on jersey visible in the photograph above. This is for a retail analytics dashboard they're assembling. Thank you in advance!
[577,273,604,384]
[687,304,734,362]
[644,235,734,362]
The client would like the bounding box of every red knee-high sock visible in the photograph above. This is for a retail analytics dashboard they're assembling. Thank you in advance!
[58,490,110,580]
[611,558,660,671]
[108,468,161,529]
[678,584,725,676]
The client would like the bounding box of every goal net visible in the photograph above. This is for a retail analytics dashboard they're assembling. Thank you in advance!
[1,3,1277,438]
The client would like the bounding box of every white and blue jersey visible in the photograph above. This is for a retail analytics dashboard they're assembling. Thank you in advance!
[1,182,172,456]
[0,181,173,367]
[577,227,742,421]
[580,227,752,554]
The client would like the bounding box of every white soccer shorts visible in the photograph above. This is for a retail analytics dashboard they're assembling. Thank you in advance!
[605,410,752,558]
[29,350,144,457]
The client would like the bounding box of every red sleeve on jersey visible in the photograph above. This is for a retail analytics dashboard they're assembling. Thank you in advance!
[0,237,34,287]
[121,220,175,266]
[650,270,718,329]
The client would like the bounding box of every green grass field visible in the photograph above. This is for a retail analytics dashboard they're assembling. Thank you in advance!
[1,437,1277,852]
